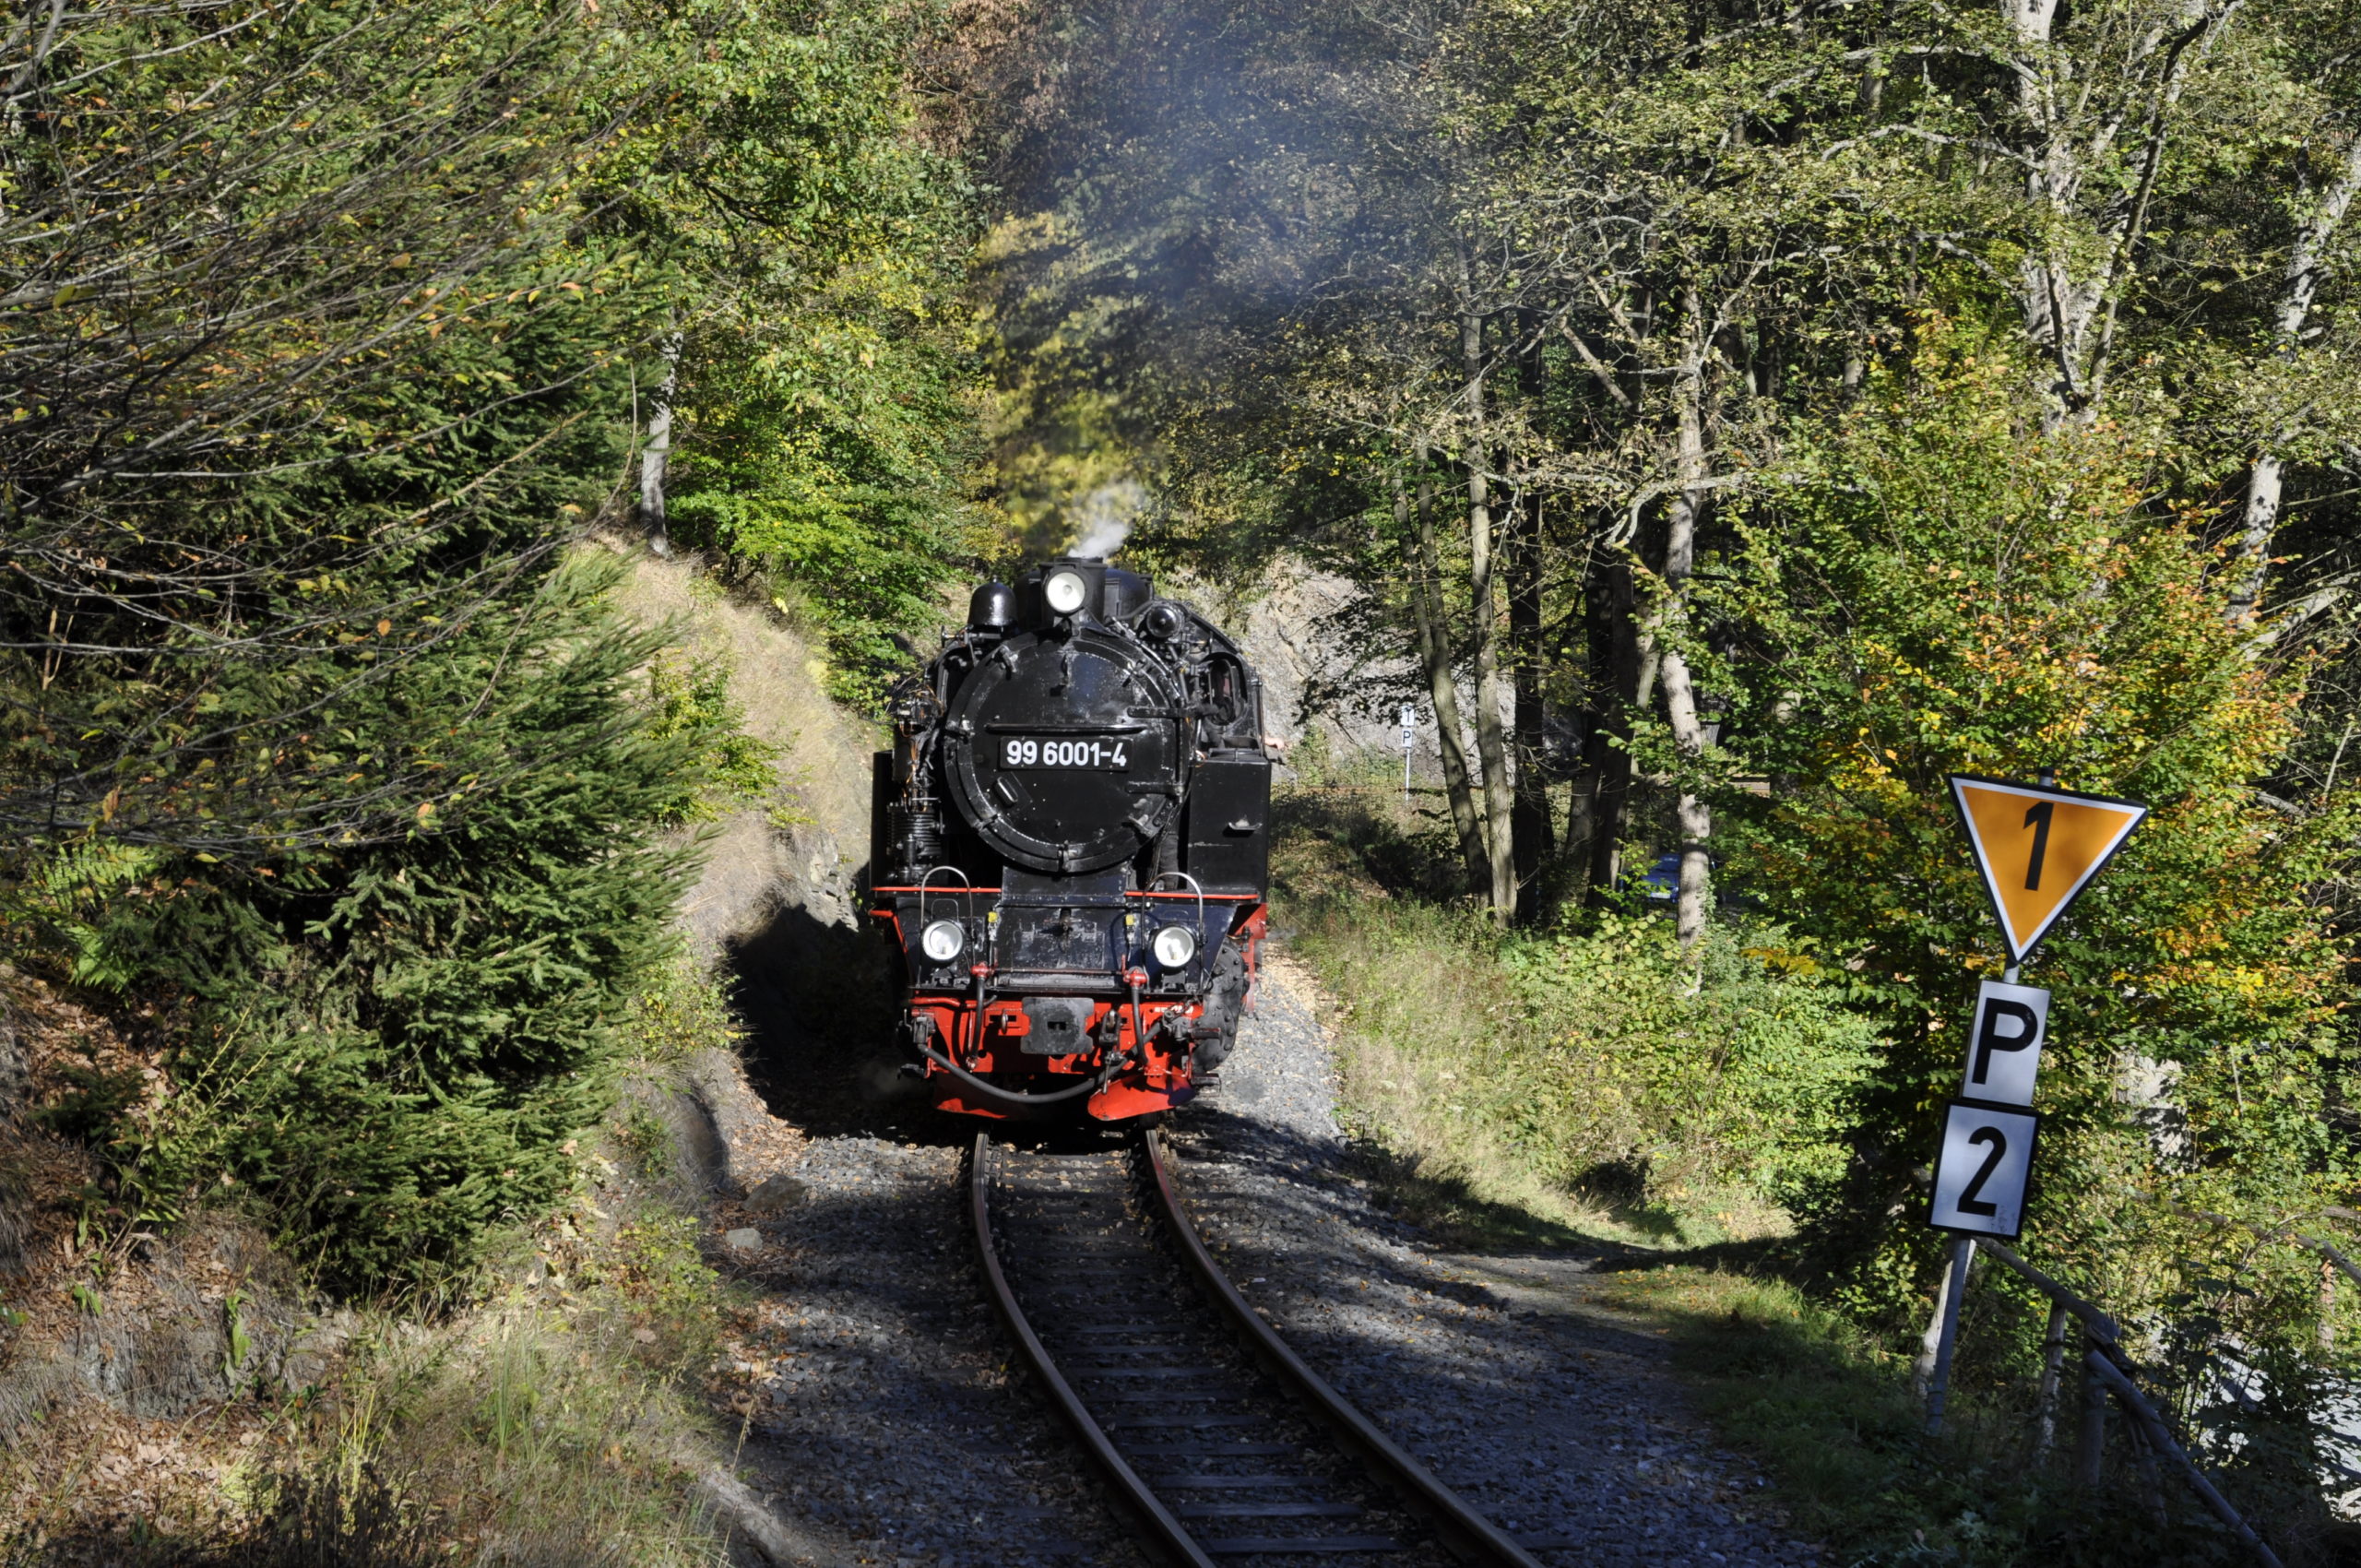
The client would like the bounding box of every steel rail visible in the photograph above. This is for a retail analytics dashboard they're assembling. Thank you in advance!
[1140,1127,1546,1568]
[968,1133,1217,1568]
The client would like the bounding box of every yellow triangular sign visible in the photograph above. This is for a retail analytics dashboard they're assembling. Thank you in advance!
[1949,776,2147,963]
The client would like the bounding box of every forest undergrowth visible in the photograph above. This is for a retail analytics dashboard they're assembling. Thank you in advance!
[1272,764,1876,1251]
[0,958,751,1568]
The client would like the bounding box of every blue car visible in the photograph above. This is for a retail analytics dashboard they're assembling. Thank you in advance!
[1640,853,1681,901]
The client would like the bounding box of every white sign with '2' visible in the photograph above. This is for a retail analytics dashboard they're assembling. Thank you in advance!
[1961,980,2049,1107]
[1929,1101,2041,1239]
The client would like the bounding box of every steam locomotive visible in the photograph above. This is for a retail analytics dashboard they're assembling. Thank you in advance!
[867,557,1272,1122]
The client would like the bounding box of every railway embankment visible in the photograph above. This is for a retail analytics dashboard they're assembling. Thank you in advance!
[0,541,884,1564]
[1169,956,1815,1565]
[682,934,1827,1567]
[587,550,1840,1566]
[0,549,1882,1565]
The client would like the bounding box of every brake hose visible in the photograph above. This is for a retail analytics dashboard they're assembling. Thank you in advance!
[910,1036,1122,1108]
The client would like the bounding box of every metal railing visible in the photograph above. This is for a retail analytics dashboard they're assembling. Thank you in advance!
[1910,1180,2361,1567]
[1961,1238,2285,1567]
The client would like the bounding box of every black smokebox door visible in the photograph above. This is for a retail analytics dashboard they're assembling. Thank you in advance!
[945,628,1187,874]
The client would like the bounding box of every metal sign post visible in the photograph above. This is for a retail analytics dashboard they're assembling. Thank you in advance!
[1920,769,2146,1436]
[1399,705,1415,808]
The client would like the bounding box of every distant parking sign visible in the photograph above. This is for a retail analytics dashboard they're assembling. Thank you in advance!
[1928,1101,2041,1239]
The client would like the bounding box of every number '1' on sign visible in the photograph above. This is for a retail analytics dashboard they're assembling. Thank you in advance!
[1949,776,2148,963]
[1929,1101,2040,1238]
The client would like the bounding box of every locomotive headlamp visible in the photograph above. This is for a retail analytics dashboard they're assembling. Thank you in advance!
[1043,568,1088,616]
[919,919,967,963]
[1150,924,1198,970]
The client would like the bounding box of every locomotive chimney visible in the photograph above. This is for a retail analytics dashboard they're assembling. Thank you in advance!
[968,581,1017,634]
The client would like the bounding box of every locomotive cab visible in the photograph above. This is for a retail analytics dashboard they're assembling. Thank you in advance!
[867,557,1271,1122]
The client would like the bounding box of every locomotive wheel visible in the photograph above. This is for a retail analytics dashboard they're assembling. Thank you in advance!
[1190,938,1250,1073]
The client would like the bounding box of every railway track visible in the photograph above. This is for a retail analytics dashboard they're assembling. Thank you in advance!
[970,1127,1545,1567]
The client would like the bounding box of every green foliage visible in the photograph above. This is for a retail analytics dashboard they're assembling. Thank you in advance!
[671,433,977,707]
[241,1207,726,1567]
[61,558,721,1293]
[645,652,781,824]
[1713,323,2355,1333]
[222,1289,254,1385]
[1498,917,1882,1209]
[1275,788,1880,1241]
[0,0,988,1295]
[600,0,990,704]
[620,954,745,1070]
[0,844,159,992]
[589,1213,724,1323]
[1305,892,1880,1232]
[0,0,667,855]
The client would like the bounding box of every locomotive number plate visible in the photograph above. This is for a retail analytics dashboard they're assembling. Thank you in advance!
[1000,736,1132,769]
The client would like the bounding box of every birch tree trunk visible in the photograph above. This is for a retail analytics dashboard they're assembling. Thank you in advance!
[1655,293,1716,953]
[638,330,682,557]
[2006,0,2096,427]
[1460,282,1517,917]
[2002,0,2235,428]
[2227,132,2361,628]
[1400,461,1487,890]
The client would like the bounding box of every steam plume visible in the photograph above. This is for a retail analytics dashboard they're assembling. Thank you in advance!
[1071,480,1147,558]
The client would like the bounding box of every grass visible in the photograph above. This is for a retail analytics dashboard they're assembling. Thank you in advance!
[6,544,853,1565]
[1587,1263,2343,1566]
[1299,893,1805,1251]
[1270,776,1869,1252]
[275,968,753,1567]
[1598,1263,2039,1562]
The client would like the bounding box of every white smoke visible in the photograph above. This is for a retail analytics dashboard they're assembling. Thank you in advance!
[1070,480,1148,559]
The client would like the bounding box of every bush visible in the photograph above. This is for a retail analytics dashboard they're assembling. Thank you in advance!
[1709,322,2356,1343]
[1276,787,1882,1241]
[58,556,718,1294]
[645,651,783,825]
[1498,916,1882,1211]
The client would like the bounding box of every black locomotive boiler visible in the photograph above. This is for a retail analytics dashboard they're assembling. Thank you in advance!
[867,557,1272,1122]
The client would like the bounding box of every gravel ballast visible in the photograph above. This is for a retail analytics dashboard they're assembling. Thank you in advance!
[711,948,1819,1565]
[713,1129,1148,1568]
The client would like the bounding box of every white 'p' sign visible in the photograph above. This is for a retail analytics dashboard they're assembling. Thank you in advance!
[1929,1101,2040,1239]
[1962,980,2049,1106]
